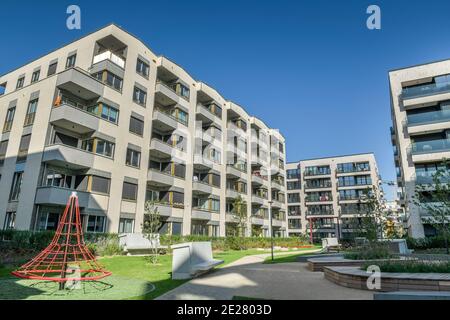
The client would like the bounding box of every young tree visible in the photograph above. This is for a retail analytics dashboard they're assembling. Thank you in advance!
[141,201,162,264]
[232,195,248,237]
[413,162,450,254]
[351,186,385,242]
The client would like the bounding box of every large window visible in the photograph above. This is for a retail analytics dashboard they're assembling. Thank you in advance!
[136,59,150,78]
[3,212,16,230]
[288,205,301,216]
[9,171,23,201]
[3,107,15,133]
[287,193,300,203]
[90,176,110,194]
[287,180,301,190]
[17,134,31,162]
[38,212,60,231]
[87,103,119,123]
[129,116,144,136]
[87,215,105,233]
[24,98,38,126]
[122,181,138,201]
[191,220,208,236]
[119,218,134,233]
[93,70,123,91]
[45,170,72,188]
[126,148,141,168]
[82,138,115,158]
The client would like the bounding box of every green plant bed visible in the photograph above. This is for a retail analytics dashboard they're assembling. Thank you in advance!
[362,260,450,273]
[263,247,322,264]
[343,243,393,260]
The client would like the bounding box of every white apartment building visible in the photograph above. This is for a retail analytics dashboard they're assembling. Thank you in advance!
[286,153,380,241]
[0,24,287,237]
[389,59,450,238]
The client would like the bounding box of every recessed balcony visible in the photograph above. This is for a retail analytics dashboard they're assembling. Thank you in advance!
[42,144,113,170]
[35,186,108,210]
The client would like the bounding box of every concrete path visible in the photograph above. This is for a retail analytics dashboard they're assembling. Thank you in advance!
[156,251,374,300]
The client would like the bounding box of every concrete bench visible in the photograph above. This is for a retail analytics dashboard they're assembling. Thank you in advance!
[374,291,450,300]
[171,242,224,280]
[322,237,341,252]
[118,233,168,256]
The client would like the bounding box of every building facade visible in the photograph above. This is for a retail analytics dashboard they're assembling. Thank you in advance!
[286,153,380,240]
[389,59,450,238]
[0,24,287,237]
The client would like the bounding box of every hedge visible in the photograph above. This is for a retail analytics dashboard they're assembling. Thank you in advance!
[405,236,449,250]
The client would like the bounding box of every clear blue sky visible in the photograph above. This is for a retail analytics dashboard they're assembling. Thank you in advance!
[2,0,450,200]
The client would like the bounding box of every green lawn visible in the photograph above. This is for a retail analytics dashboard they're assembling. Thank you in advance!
[263,249,320,264]
[0,248,319,300]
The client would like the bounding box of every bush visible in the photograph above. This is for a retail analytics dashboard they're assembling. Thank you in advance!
[362,260,450,273]
[344,243,393,260]
[406,236,448,250]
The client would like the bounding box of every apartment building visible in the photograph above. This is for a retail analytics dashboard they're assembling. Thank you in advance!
[389,59,450,238]
[0,24,287,237]
[285,153,380,241]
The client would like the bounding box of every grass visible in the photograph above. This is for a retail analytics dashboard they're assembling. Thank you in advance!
[362,260,450,273]
[263,247,322,264]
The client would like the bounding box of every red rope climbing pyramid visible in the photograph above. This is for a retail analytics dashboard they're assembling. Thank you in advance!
[12,192,111,285]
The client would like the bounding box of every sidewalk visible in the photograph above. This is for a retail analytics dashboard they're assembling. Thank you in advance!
[156,251,374,300]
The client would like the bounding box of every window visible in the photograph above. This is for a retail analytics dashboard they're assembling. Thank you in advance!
[31,70,40,83]
[66,54,76,69]
[81,138,115,158]
[133,86,147,106]
[191,221,208,236]
[44,170,72,188]
[0,140,8,165]
[87,215,105,233]
[24,98,38,126]
[287,180,301,190]
[93,71,122,91]
[287,168,301,179]
[122,181,138,201]
[90,176,110,194]
[17,134,31,162]
[16,77,25,89]
[9,171,23,201]
[288,193,300,203]
[47,62,58,76]
[126,148,141,168]
[136,59,150,78]
[3,212,16,230]
[0,82,6,95]
[119,218,134,233]
[38,212,60,231]
[288,205,301,216]
[129,116,144,136]
[87,103,119,123]
[3,107,15,133]
[53,132,78,147]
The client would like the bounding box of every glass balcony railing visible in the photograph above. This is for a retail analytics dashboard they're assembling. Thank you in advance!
[407,110,450,126]
[414,173,450,185]
[410,139,450,155]
[402,79,450,100]
[93,51,125,68]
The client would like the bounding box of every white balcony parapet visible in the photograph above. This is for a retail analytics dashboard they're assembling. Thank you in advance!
[93,51,125,68]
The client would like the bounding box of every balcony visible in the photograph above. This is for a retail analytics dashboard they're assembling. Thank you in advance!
[305,210,335,217]
[50,103,101,134]
[304,170,331,179]
[251,195,266,206]
[414,173,450,185]
[410,139,450,155]
[226,187,246,199]
[155,80,190,108]
[192,181,219,195]
[402,78,450,100]
[304,195,333,203]
[93,51,125,69]
[35,186,108,210]
[147,166,185,188]
[152,107,188,130]
[56,68,104,100]
[251,173,267,185]
[226,164,247,178]
[150,138,186,159]
[196,103,222,124]
[42,144,113,170]
[154,203,184,218]
[304,181,332,190]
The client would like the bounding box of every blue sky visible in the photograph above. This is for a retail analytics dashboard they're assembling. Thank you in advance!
[2,0,450,200]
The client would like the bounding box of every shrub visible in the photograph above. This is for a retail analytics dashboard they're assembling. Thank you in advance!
[362,260,450,273]
[406,236,448,250]
[344,243,393,260]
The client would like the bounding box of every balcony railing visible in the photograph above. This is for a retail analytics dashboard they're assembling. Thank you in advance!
[402,79,450,100]
[410,139,450,155]
[305,210,334,216]
[153,106,188,126]
[227,163,247,173]
[414,173,450,185]
[305,181,332,189]
[406,110,450,126]
[156,80,190,101]
[93,51,125,68]
[305,195,333,202]
[149,163,186,179]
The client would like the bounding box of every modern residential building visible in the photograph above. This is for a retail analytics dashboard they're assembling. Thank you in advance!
[286,153,380,241]
[0,24,287,237]
[389,59,450,238]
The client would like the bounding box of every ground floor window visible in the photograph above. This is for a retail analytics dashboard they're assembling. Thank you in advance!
[211,225,220,237]
[87,215,105,233]
[3,212,16,230]
[118,218,134,233]
[38,212,60,231]
[191,220,208,236]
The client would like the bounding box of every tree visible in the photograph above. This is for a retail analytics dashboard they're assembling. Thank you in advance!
[351,186,385,242]
[141,201,162,264]
[232,195,247,237]
[413,161,450,254]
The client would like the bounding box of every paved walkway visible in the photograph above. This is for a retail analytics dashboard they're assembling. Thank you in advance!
[156,251,374,300]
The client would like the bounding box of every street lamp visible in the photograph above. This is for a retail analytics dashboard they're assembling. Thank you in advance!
[268,200,274,261]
